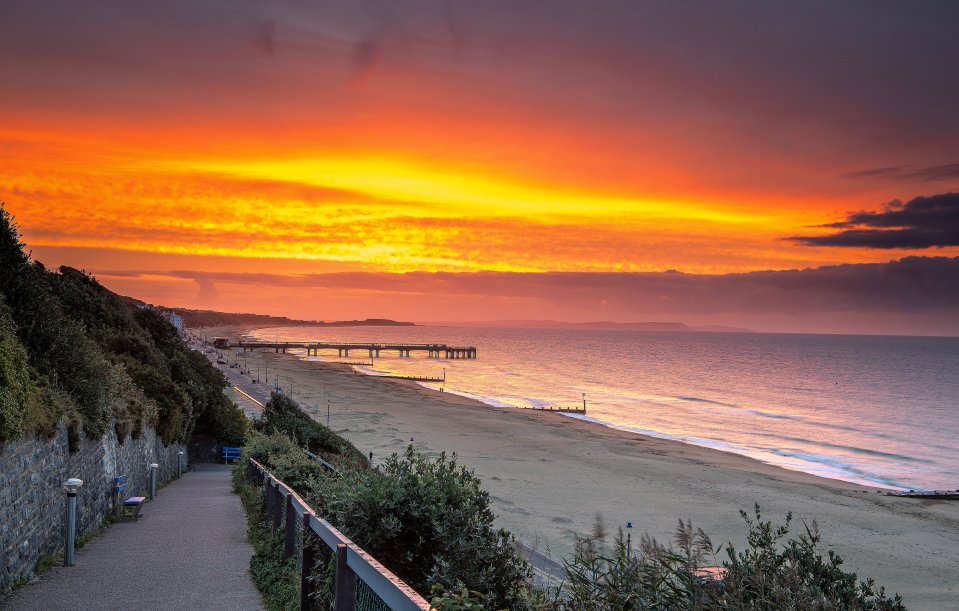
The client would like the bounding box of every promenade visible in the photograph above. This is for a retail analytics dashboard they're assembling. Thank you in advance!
[4,464,262,610]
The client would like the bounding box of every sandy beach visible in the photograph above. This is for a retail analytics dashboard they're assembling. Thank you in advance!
[206,326,959,609]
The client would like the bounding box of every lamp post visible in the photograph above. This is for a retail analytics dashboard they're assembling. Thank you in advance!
[62,478,83,566]
[626,521,633,558]
[149,463,159,500]
[177,451,185,479]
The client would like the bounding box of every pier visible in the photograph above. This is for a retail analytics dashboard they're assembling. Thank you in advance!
[223,339,477,359]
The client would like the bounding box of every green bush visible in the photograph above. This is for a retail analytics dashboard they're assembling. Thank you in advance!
[0,297,32,441]
[234,468,299,611]
[330,447,531,609]
[256,392,369,469]
[244,412,533,607]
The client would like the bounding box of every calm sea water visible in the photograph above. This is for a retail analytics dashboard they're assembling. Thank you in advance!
[249,326,959,490]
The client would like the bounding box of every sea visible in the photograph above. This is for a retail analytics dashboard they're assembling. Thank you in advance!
[248,326,959,491]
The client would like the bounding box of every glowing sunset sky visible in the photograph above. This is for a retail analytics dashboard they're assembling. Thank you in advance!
[2,1,958,333]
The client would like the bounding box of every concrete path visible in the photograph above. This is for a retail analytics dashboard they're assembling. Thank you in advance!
[4,464,263,610]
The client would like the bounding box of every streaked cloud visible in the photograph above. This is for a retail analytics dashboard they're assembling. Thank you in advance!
[842,165,959,182]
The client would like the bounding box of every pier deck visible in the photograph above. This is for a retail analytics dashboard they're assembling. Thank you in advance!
[224,339,476,359]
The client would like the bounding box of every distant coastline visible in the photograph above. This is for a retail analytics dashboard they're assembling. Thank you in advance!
[421,319,752,332]
[126,303,415,329]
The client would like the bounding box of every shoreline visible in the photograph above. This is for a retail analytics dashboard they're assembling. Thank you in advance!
[201,325,959,609]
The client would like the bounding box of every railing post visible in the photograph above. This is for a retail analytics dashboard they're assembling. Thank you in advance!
[334,544,356,611]
[273,485,283,532]
[284,494,296,559]
[265,477,273,514]
[300,512,314,611]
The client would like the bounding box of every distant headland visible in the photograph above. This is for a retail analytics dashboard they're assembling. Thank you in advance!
[119,299,415,329]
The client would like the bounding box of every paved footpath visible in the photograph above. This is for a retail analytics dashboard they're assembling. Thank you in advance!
[4,463,263,611]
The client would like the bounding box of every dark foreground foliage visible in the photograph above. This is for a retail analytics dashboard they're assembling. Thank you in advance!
[241,394,907,610]
[0,203,247,446]
[556,508,905,611]
[241,405,534,608]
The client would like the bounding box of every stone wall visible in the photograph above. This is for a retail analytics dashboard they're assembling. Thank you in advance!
[0,423,185,591]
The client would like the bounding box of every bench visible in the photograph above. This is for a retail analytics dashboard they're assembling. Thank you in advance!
[113,476,146,520]
[222,447,242,463]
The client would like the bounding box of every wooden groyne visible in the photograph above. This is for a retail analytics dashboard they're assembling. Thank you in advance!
[363,371,446,383]
[518,405,587,415]
[886,489,959,500]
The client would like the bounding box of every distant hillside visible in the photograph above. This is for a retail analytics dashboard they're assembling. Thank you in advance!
[152,307,415,329]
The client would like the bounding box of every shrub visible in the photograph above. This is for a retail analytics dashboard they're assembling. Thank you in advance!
[0,297,32,441]
[559,506,906,610]
[256,392,368,469]
[328,447,532,608]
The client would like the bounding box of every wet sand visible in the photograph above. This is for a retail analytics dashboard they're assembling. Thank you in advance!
[205,325,959,609]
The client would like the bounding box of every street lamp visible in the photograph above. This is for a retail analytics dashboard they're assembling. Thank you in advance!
[62,478,84,566]
[149,463,159,500]
[626,521,633,557]
[177,451,185,478]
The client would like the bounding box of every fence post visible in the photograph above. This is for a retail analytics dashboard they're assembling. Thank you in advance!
[265,477,273,514]
[334,544,356,611]
[273,485,283,532]
[284,494,296,559]
[300,512,314,611]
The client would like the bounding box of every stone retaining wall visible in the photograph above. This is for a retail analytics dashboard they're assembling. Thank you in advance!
[0,423,184,591]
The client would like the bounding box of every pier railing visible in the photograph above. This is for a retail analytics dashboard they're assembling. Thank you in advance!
[247,458,432,611]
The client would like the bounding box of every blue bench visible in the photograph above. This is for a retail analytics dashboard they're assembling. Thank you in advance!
[114,476,146,520]
[222,447,242,463]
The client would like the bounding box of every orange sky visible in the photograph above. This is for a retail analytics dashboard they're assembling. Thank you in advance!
[2,1,958,331]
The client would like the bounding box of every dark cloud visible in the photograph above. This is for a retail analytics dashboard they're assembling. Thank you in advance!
[843,164,959,182]
[96,256,959,317]
[789,193,959,249]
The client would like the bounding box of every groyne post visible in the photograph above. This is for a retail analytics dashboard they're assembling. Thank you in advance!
[334,543,357,611]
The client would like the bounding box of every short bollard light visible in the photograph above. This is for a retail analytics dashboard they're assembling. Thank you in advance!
[62,478,84,566]
[149,463,159,500]
[177,451,185,479]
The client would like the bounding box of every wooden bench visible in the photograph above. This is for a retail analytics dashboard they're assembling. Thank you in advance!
[113,476,146,520]
[222,447,242,463]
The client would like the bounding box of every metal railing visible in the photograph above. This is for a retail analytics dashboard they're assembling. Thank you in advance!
[248,458,432,611]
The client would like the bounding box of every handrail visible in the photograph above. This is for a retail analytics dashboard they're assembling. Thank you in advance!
[249,458,432,611]
[302,449,341,476]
